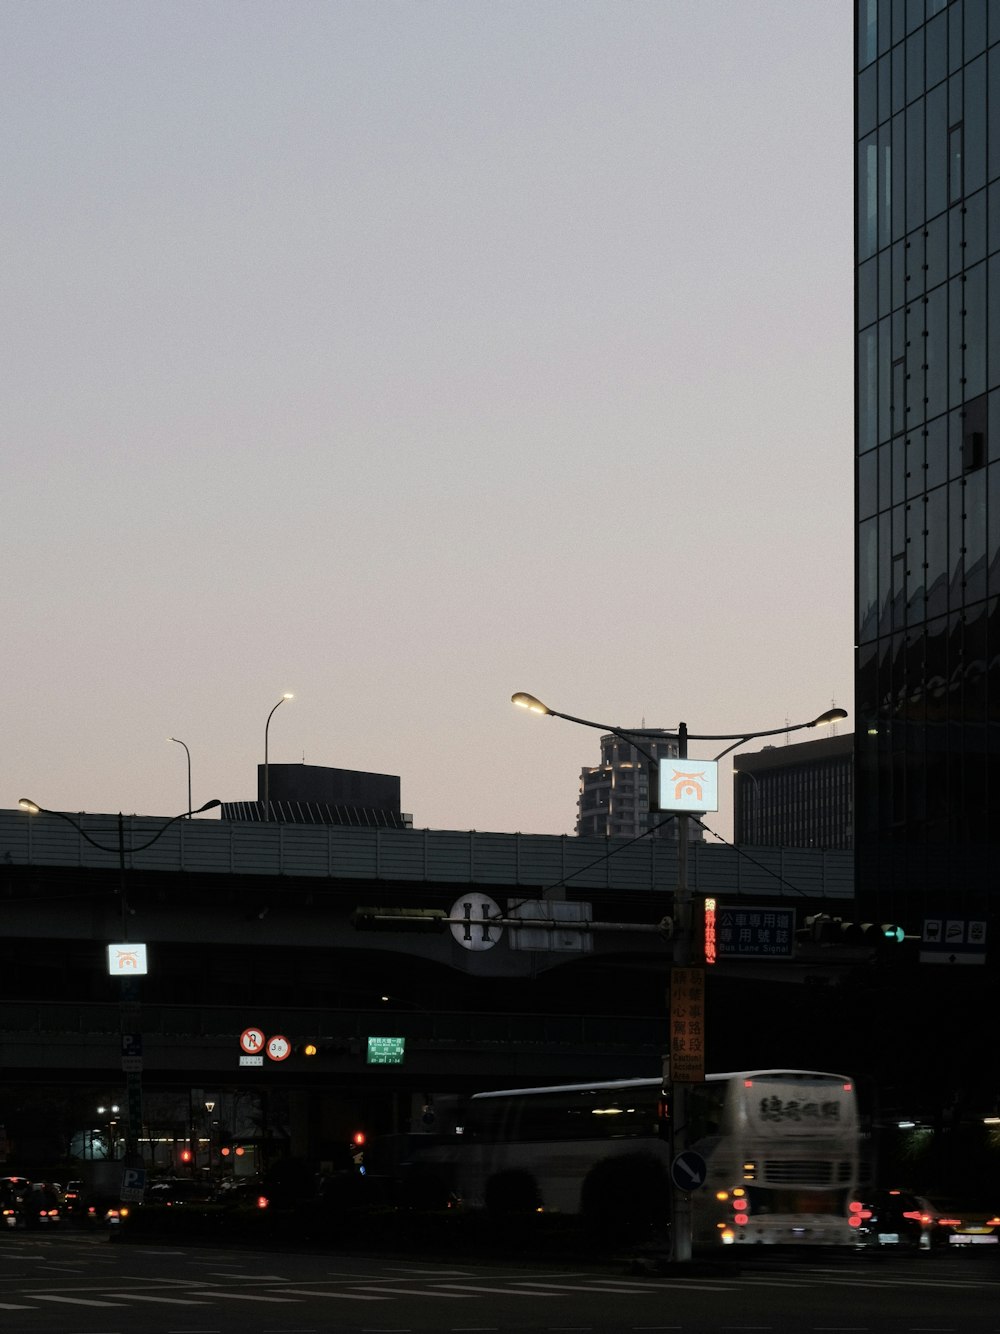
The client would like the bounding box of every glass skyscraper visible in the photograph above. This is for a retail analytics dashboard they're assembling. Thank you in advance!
[855,0,999,926]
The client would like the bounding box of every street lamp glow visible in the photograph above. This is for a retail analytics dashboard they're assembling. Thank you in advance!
[807,707,848,728]
[512,692,550,714]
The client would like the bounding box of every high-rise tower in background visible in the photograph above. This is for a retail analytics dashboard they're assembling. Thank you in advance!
[576,731,702,842]
[855,0,999,925]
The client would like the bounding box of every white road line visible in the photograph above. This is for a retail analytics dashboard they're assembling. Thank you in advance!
[277,1288,391,1302]
[117,1293,212,1305]
[349,1286,476,1299]
[0,1301,34,1310]
[35,1294,128,1307]
[208,1291,301,1303]
[434,1284,563,1297]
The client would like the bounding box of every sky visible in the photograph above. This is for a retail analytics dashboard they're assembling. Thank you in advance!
[2,1,854,844]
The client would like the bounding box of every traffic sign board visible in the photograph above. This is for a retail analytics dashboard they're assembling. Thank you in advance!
[266,1035,291,1062]
[240,1027,265,1054]
[920,918,987,964]
[670,1150,708,1192]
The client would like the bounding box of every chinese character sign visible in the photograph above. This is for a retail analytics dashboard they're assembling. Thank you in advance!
[716,907,794,958]
[658,759,718,813]
[669,966,705,1083]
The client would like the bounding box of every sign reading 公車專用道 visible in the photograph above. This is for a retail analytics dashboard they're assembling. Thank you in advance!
[709,905,795,960]
[658,760,718,813]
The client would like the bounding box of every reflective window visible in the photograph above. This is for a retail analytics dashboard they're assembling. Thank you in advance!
[859,63,878,138]
[859,326,879,451]
[859,133,879,261]
[949,122,964,203]
[925,486,948,617]
[859,0,878,70]
[926,413,948,488]
[964,468,987,601]
[907,27,925,103]
[926,284,947,419]
[925,83,948,217]
[925,10,948,90]
[860,257,878,329]
[964,57,987,196]
[908,101,926,230]
[859,449,879,520]
[925,212,947,287]
[964,260,987,399]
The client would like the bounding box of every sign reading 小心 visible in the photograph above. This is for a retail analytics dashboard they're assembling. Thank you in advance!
[367,1036,405,1065]
[669,967,705,1083]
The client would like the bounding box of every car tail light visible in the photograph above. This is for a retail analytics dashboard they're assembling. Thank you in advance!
[256,1195,269,1210]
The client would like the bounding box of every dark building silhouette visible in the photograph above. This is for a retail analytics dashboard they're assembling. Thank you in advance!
[733,735,853,850]
[855,1,1000,928]
[221,763,412,826]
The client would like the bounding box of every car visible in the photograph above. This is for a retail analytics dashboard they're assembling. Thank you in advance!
[854,1189,939,1251]
[1,1180,62,1230]
[0,1178,29,1229]
[145,1178,214,1207]
[61,1179,84,1218]
[932,1203,1000,1247]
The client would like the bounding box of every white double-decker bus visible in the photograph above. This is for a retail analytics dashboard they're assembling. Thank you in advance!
[455,1068,863,1248]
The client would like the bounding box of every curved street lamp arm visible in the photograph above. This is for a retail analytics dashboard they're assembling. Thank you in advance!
[18,799,222,854]
[511,694,664,765]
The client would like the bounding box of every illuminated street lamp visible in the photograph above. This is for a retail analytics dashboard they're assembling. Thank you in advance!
[263,693,294,821]
[512,691,847,1264]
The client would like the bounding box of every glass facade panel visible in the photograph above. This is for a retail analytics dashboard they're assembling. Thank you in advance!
[856,1,997,921]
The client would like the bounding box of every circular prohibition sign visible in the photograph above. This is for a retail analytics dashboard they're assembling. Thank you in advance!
[266,1034,291,1062]
[240,1027,265,1054]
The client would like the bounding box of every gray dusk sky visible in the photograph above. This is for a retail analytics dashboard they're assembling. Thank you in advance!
[2,1,853,842]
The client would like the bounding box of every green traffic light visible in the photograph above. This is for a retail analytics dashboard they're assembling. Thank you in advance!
[882,924,905,943]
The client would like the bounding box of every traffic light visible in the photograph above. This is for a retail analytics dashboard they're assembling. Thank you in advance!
[802,914,906,947]
[177,1144,193,1166]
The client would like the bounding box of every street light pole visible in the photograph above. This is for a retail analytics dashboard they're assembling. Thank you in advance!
[169,737,192,816]
[511,692,847,1264]
[18,798,221,1175]
[263,693,294,822]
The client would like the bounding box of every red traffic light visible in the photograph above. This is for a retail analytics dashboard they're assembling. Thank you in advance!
[352,1131,366,1147]
[179,1147,193,1163]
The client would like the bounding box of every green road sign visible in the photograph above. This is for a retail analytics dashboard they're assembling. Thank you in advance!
[367,1035,405,1065]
